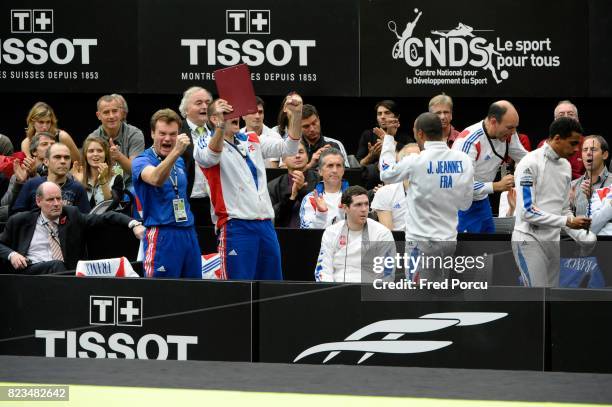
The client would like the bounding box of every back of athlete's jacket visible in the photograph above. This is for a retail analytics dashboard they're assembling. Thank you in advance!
[514,143,573,241]
[194,131,299,229]
[452,121,526,201]
[379,137,474,241]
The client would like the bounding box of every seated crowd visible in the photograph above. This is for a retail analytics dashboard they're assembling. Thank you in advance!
[0,91,605,288]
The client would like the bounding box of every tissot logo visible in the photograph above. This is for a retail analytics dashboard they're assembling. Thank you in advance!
[226,10,270,35]
[2,9,97,65]
[35,295,197,360]
[294,312,507,364]
[180,8,314,67]
[90,295,143,327]
[11,9,54,34]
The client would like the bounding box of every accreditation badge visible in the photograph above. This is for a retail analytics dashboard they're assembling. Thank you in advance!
[500,162,508,177]
[173,198,188,222]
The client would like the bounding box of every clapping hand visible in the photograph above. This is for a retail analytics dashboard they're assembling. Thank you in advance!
[312,190,328,212]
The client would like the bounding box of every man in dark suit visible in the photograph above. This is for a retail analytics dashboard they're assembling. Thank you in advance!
[178,86,213,197]
[178,86,214,225]
[0,182,145,274]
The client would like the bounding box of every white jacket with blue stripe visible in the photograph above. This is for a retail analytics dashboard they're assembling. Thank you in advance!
[452,121,527,201]
[513,143,572,241]
[379,137,474,241]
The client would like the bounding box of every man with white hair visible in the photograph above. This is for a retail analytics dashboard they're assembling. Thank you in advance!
[178,86,214,198]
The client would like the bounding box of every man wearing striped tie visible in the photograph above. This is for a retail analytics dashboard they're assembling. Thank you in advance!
[0,182,144,274]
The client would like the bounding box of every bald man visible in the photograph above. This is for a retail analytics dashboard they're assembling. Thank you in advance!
[452,100,527,233]
[0,182,144,274]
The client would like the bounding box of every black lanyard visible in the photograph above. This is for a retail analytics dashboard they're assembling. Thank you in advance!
[224,137,249,160]
[482,121,509,161]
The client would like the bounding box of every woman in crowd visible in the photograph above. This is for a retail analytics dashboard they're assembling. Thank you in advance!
[21,101,80,162]
[73,136,124,208]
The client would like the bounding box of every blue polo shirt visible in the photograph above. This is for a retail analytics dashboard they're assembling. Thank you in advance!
[132,148,194,227]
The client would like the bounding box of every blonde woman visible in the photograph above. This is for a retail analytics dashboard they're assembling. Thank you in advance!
[21,101,80,162]
[73,136,124,208]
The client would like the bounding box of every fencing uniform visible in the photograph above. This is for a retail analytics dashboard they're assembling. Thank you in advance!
[194,131,298,280]
[452,121,527,232]
[380,137,474,281]
[512,143,585,287]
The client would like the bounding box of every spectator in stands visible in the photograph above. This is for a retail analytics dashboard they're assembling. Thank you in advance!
[356,100,413,190]
[73,136,124,208]
[133,109,201,279]
[112,93,130,121]
[241,96,283,168]
[536,100,584,180]
[380,112,474,281]
[2,132,55,213]
[273,94,291,138]
[573,136,611,233]
[0,182,144,274]
[452,100,527,233]
[357,99,411,166]
[0,156,35,221]
[428,94,460,148]
[89,94,145,188]
[314,185,395,282]
[371,143,420,231]
[268,141,318,227]
[178,86,214,199]
[300,104,350,170]
[0,134,14,156]
[194,93,303,280]
[12,143,90,215]
[29,132,55,176]
[300,148,349,229]
[21,102,80,163]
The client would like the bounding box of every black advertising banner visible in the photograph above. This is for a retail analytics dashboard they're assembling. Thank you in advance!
[0,0,138,92]
[258,283,544,370]
[360,0,588,97]
[548,289,612,373]
[138,0,359,95]
[0,275,252,362]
